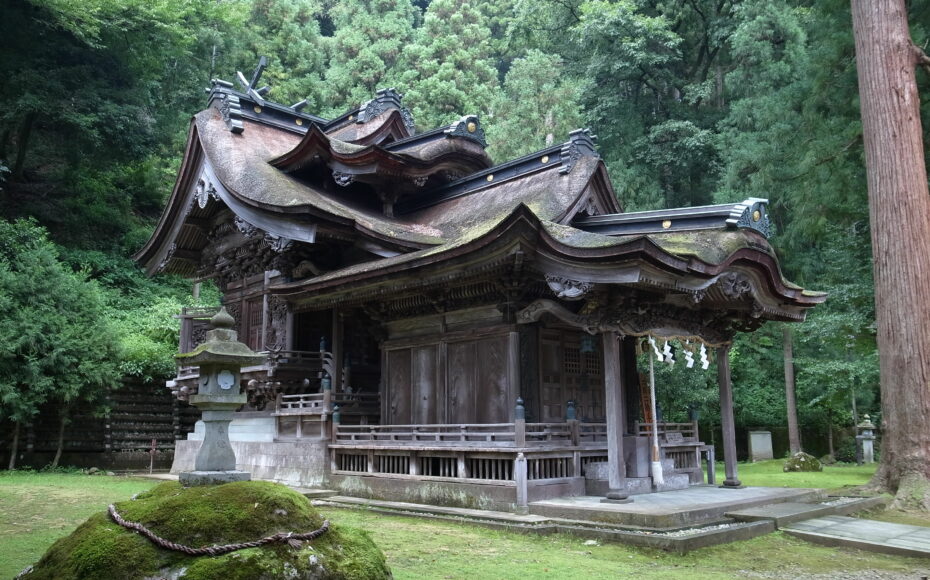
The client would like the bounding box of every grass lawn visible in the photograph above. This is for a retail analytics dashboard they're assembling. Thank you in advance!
[320,507,926,580]
[0,470,159,578]
[0,463,927,579]
[725,459,878,493]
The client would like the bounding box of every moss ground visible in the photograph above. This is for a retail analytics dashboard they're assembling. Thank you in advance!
[320,506,927,580]
[17,480,389,580]
[2,464,928,579]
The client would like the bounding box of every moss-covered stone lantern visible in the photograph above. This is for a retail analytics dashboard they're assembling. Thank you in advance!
[175,307,265,486]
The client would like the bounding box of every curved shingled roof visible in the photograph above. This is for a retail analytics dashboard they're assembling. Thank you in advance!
[135,75,824,330]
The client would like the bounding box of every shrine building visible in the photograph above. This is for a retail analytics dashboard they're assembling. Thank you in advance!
[136,62,824,510]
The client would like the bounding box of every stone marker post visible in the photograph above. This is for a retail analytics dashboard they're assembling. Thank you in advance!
[176,307,264,486]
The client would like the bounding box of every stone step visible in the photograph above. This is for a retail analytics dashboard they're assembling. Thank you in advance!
[316,495,552,525]
[292,487,339,499]
[783,515,930,559]
[726,496,886,528]
[654,473,690,492]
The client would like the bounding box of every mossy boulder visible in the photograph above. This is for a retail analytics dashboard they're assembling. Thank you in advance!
[19,481,391,580]
[783,451,823,472]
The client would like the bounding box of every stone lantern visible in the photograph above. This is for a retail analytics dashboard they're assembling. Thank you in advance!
[175,307,264,486]
[856,414,877,464]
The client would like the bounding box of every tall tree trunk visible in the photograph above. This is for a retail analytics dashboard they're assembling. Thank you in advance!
[827,414,835,460]
[51,411,69,468]
[783,326,801,454]
[851,0,930,510]
[8,421,20,470]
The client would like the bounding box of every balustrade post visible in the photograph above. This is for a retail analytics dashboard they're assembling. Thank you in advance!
[322,373,332,410]
[331,404,341,442]
[275,392,283,412]
[514,452,529,514]
[515,398,526,447]
[457,452,468,479]
[567,399,579,446]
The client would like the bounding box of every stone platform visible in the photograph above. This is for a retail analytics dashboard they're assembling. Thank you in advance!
[528,486,823,529]
[784,515,930,558]
[726,497,887,528]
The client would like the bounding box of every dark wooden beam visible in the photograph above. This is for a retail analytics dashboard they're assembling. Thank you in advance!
[602,331,631,503]
[717,344,742,487]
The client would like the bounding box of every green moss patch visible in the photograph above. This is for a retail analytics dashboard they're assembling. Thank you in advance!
[20,481,391,580]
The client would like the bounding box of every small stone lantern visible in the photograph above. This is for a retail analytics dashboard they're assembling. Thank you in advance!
[175,307,264,486]
[856,414,877,464]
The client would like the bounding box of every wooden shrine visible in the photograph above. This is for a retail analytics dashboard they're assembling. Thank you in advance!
[136,61,824,508]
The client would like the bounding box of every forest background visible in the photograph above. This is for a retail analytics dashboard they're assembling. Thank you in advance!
[1,0,928,461]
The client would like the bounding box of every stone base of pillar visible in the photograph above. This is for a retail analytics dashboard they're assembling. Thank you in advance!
[180,470,251,487]
[601,490,633,504]
[719,480,744,489]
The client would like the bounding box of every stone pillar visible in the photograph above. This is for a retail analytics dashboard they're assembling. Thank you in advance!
[515,452,529,514]
[602,331,631,503]
[717,344,742,488]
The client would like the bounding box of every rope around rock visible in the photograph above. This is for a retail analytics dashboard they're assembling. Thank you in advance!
[108,504,330,557]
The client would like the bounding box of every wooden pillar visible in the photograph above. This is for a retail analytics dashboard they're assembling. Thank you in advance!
[261,271,270,350]
[602,331,631,502]
[717,344,742,487]
[332,307,343,392]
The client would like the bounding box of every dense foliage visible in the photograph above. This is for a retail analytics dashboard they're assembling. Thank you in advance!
[2,0,927,451]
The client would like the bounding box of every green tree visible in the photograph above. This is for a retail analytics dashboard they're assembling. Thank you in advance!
[484,50,583,162]
[0,219,121,469]
[398,0,500,128]
[323,0,417,113]
[239,0,327,110]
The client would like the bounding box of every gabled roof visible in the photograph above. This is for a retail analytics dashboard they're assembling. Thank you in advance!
[136,60,824,327]
[135,81,616,277]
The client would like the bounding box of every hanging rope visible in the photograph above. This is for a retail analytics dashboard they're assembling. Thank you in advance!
[108,504,330,557]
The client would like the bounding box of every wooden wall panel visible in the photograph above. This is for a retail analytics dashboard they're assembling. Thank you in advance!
[412,345,439,424]
[447,341,477,423]
[387,348,412,424]
[477,336,509,423]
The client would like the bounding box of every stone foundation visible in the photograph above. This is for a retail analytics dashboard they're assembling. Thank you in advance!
[172,439,329,487]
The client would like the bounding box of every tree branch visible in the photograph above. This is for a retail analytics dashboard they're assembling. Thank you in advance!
[911,41,930,76]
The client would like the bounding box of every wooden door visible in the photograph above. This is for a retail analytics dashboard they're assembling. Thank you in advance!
[539,330,605,422]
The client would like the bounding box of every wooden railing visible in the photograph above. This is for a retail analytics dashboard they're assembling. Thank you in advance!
[275,392,380,415]
[330,445,609,509]
[634,421,699,441]
[333,420,607,447]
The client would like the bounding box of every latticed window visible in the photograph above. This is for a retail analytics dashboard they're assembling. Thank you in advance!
[246,298,263,351]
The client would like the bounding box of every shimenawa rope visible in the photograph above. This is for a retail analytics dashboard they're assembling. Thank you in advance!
[108,504,330,557]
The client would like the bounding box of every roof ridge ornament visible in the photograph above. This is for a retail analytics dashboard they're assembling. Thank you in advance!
[218,94,244,134]
[559,129,599,175]
[444,115,487,148]
[236,56,270,106]
[726,198,772,238]
[357,88,416,132]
